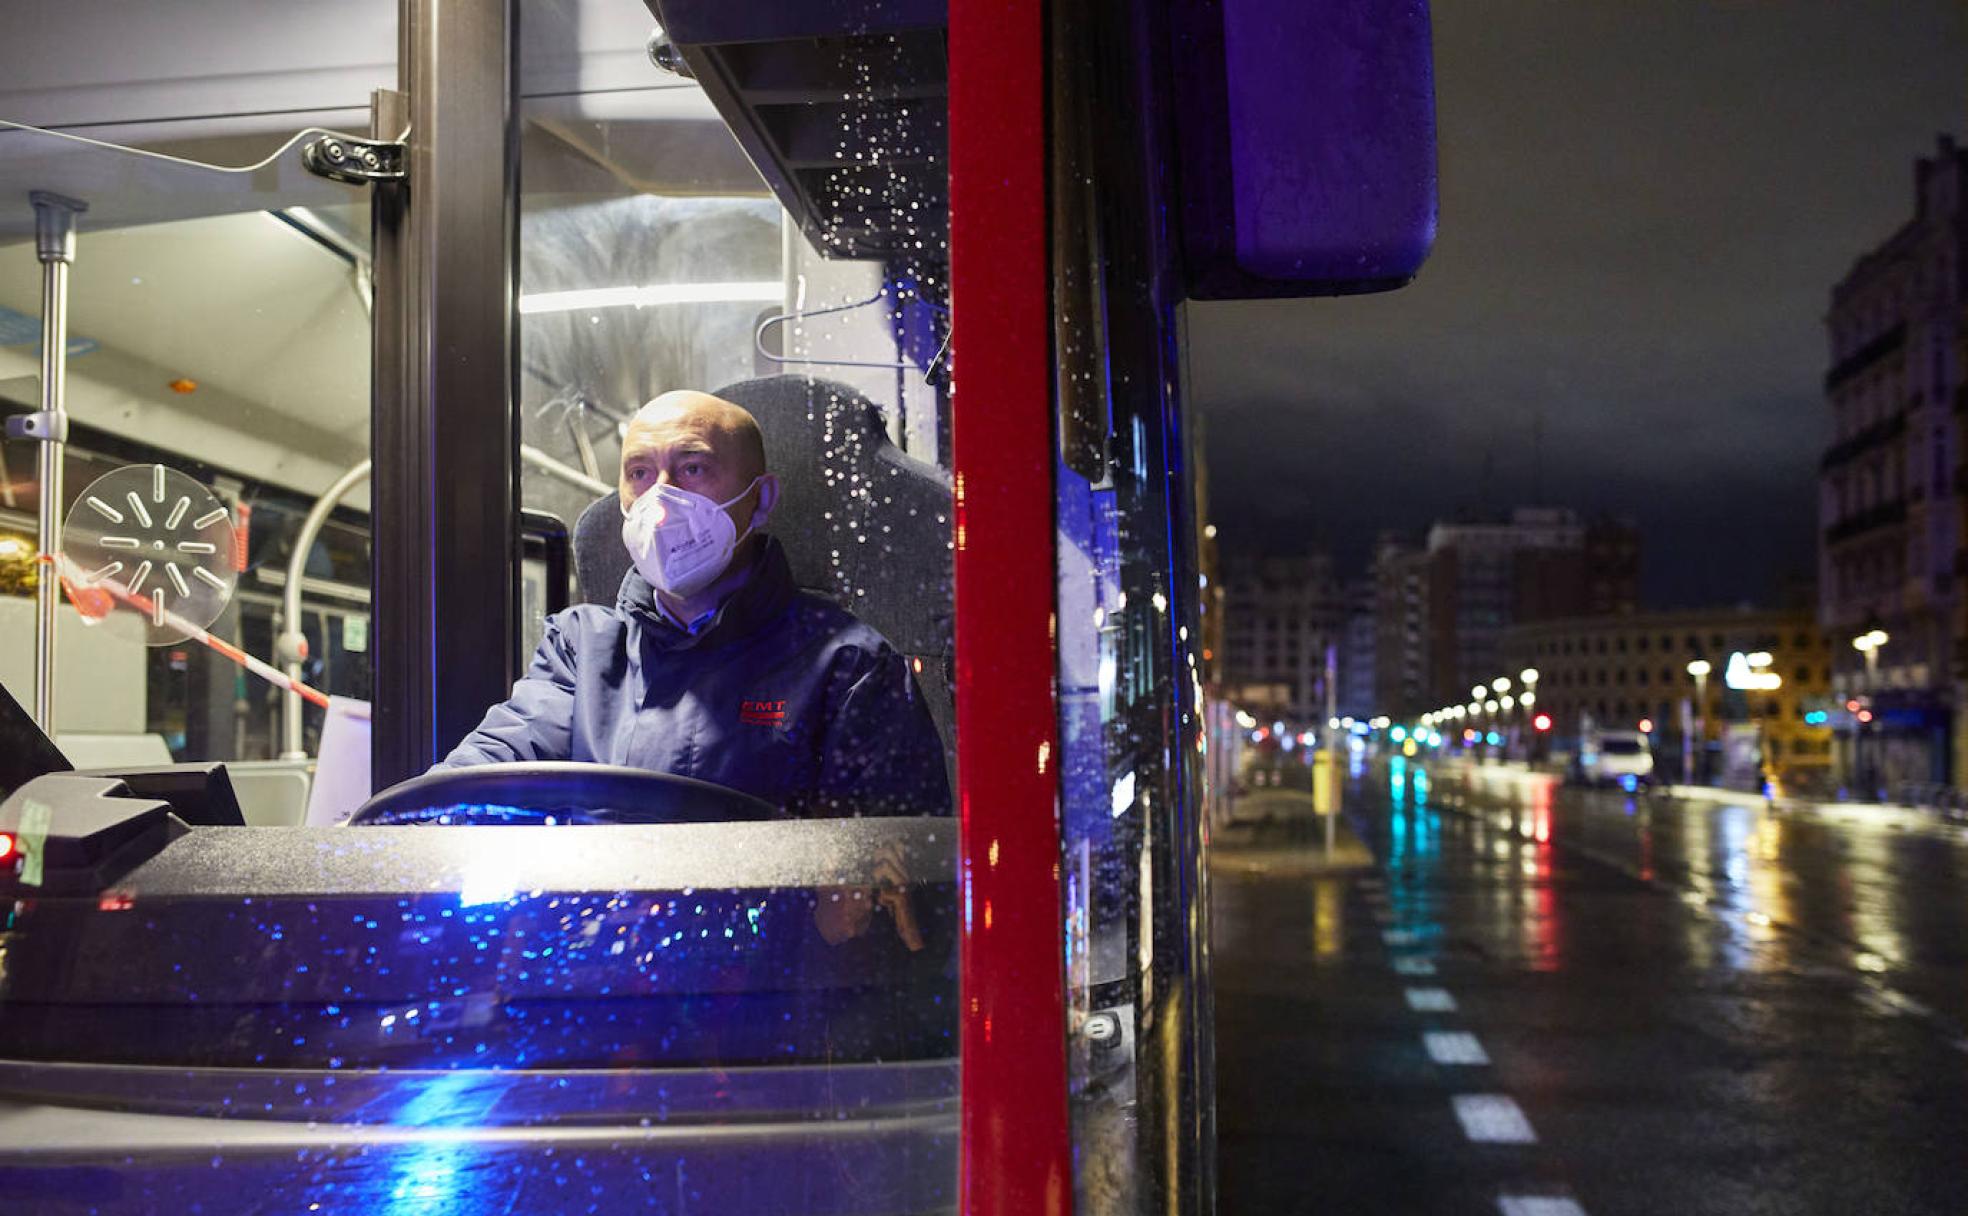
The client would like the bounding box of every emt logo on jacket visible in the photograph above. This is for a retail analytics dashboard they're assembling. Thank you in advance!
[740,698,788,727]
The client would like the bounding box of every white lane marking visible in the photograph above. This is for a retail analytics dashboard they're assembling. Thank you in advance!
[1498,1198,1587,1216]
[1383,929,1421,946]
[1393,956,1437,976]
[1424,1031,1490,1065]
[1405,987,1457,1013]
[1452,1094,1537,1144]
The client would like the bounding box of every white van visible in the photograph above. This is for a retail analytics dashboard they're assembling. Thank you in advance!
[1580,730,1655,789]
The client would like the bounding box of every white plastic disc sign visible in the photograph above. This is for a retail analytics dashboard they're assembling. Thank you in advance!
[61,464,238,645]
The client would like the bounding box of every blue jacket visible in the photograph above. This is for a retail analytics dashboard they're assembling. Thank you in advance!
[439,537,950,818]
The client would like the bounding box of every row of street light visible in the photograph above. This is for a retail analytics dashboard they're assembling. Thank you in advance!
[1416,668,1542,736]
[1239,630,1889,773]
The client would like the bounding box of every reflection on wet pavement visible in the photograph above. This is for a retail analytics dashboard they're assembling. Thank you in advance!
[1213,756,1968,1216]
[1438,760,1968,1019]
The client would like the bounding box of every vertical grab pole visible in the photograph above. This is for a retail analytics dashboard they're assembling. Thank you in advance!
[28,191,87,736]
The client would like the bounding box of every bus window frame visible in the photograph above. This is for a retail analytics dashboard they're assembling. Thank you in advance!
[369,1,521,789]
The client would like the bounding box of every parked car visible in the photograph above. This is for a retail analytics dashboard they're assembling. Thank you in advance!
[1578,729,1656,790]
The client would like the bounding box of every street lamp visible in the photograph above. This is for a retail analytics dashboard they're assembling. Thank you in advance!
[1492,676,1511,693]
[1852,629,1888,684]
[1686,658,1711,785]
[1851,629,1889,796]
[1519,673,1543,761]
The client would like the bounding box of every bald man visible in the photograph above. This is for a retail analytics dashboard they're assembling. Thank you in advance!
[437,391,950,821]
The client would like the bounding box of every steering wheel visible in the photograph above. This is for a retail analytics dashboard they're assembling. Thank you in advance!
[347,762,778,826]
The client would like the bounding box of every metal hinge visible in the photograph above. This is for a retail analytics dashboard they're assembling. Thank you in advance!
[301,135,406,185]
[3,410,67,444]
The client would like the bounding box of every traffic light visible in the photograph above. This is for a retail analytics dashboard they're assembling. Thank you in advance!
[1532,713,1552,732]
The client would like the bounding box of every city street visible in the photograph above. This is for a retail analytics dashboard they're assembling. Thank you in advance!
[1213,758,1968,1215]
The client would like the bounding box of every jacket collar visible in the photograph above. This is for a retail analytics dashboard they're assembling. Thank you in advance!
[617,534,797,651]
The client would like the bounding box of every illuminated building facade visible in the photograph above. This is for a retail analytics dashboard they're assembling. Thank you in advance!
[1820,134,1965,791]
[1499,608,1834,792]
[1222,553,1342,722]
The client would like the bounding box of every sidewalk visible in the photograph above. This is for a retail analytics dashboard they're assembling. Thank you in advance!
[1211,790,1376,876]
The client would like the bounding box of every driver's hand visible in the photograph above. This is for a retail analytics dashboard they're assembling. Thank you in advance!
[813,842,925,952]
[872,841,925,953]
[814,885,875,945]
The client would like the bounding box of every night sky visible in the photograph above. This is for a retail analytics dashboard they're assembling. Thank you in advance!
[1189,1,1967,609]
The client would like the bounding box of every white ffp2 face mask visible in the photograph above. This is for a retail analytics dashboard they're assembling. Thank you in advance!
[621,476,764,600]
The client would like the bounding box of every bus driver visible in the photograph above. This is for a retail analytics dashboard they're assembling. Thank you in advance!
[437,389,950,831]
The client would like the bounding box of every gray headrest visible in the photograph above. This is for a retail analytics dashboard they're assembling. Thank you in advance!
[573,492,631,608]
[713,375,951,658]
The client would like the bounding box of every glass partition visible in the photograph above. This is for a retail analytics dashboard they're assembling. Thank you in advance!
[470,4,962,1213]
[511,0,956,763]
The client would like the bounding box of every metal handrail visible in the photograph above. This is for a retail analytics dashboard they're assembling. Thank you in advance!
[277,446,610,759]
[278,459,371,759]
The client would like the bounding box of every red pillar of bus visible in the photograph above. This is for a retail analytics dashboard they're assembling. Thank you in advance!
[949,0,1074,1213]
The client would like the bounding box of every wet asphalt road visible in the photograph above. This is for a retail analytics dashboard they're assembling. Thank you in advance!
[1212,757,1968,1215]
